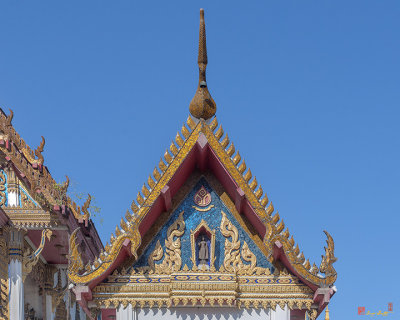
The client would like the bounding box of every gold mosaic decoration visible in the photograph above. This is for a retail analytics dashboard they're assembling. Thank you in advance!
[22,228,52,282]
[92,267,315,311]
[220,211,267,275]
[68,116,337,289]
[150,211,185,274]
[3,208,52,228]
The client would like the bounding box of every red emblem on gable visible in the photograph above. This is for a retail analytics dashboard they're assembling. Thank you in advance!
[194,186,211,207]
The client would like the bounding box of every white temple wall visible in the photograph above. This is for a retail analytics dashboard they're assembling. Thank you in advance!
[116,306,290,320]
[24,275,43,318]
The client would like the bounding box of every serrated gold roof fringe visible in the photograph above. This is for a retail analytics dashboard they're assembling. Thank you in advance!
[68,116,336,288]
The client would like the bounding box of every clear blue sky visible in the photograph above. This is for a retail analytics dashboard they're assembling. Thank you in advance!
[1,1,399,319]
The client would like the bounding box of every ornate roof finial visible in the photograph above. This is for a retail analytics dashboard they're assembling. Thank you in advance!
[189,9,216,120]
[325,306,330,320]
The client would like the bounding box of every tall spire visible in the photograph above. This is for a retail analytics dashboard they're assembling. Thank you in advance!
[325,306,330,320]
[189,9,216,120]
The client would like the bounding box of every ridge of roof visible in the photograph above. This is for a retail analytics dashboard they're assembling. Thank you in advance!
[68,116,337,290]
[0,108,93,224]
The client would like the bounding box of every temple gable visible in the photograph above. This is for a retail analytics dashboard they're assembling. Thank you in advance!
[67,9,337,320]
[131,177,273,274]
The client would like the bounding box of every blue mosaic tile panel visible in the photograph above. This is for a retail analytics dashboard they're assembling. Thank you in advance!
[132,178,274,272]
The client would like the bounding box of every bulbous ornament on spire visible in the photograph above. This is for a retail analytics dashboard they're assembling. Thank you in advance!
[189,9,216,120]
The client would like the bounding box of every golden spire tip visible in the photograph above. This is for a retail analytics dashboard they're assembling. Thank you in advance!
[325,306,330,320]
[189,9,216,120]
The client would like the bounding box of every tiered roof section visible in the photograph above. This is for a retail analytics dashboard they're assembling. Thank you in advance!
[0,108,103,262]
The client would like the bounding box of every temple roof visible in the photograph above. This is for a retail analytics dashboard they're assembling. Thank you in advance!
[68,9,337,318]
[0,107,103,263]
[69,116,337,289]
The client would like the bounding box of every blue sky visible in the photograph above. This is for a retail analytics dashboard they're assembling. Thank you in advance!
[1,1,399,319]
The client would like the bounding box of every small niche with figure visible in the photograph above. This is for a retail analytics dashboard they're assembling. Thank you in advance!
[197,232,210,267]
[190,220,216,270]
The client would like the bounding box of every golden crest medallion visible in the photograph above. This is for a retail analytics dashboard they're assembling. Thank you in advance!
[194,186,211,207]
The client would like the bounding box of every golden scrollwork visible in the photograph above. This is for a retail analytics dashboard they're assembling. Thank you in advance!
[319,230,337,278]
[220,211,241,272]
[34,136,45,165]
[220,211,269,275]
[190,220,216,271]
[68,228,84,275]
[240,241,257,274]
[21,136,45,166]
[308,309,318,320]
[22,228,52,282]
[81,194,91,220]
[148,240,163,272]
[5,108,13,127]
[156,211,185,273]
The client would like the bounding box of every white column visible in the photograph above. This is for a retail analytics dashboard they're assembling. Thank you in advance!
[8,229,24,320]
[116,304,133,320]
[45,294,53,320]
[270,305,290,320]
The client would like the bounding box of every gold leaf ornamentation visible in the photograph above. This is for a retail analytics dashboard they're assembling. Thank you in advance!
[22,228,52,282]
[68,228,84,276]
[220,211,241,272]
[147,240,163,272]
[232,152,241,166]
[319,230,337,277]
[81,194,91,220]
[156,211,185,273]
[34,136,45,164]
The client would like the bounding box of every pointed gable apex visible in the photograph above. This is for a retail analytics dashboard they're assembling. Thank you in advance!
[69,116,337,294]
